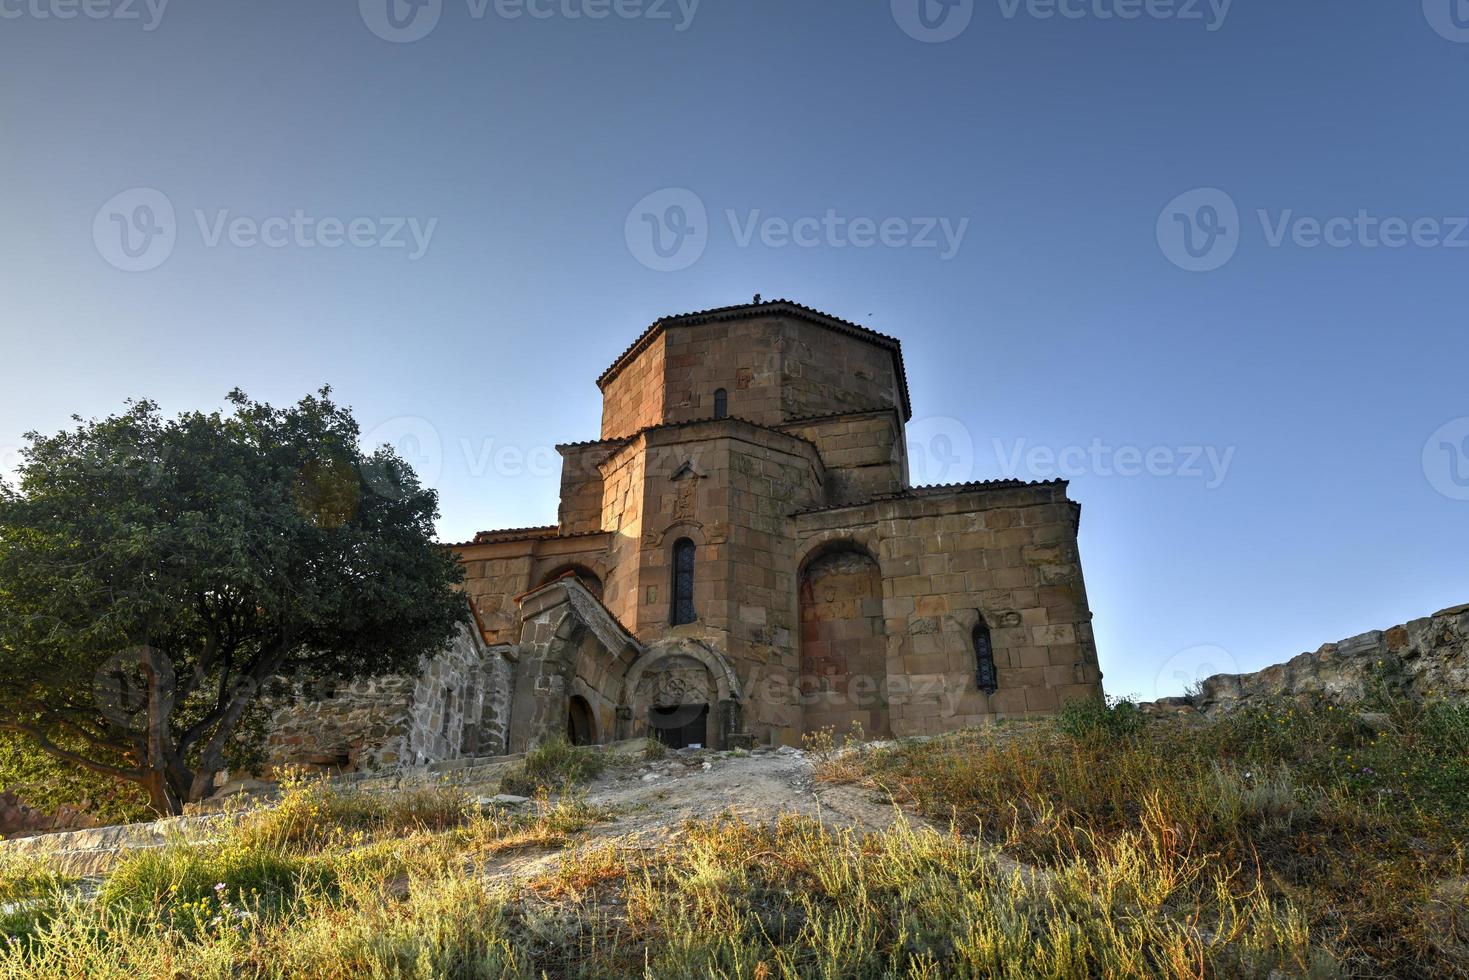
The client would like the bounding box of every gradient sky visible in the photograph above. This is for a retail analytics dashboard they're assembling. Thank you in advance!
[2,0,1466,701]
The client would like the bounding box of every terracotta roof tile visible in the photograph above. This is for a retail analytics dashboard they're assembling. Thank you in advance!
[790,478,1069,516]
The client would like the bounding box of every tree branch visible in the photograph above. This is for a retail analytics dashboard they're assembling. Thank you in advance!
[0,720,144,781]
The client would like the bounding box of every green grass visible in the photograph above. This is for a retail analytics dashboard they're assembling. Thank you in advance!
[834,693,1469,977]
[1,694,1462,977]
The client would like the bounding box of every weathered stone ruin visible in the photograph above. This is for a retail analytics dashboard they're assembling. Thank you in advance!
[1144,603,1469,717]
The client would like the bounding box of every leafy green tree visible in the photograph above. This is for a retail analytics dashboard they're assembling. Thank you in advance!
[0,389,466,815]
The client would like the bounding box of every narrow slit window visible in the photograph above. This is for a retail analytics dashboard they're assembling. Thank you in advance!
[671,538,697,625]
[974,619,998,694]
[713,388,728,419]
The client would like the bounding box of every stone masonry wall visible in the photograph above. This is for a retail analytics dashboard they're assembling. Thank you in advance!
[265,675,416,771]
[794,481,1101,738]
[1169,603,1469,715]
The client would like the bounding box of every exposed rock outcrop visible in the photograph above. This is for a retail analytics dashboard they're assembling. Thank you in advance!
[1146,603,1469,717]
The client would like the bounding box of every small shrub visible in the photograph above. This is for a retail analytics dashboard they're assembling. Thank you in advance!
[500,736,604,796]
[1057,695,1148,740]
[235,770,470,851]
[642,738,668,762]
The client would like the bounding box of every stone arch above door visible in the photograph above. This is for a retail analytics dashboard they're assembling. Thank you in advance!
[620,639,743,749]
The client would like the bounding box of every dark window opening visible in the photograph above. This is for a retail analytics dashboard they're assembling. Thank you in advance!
[649,703,709,749]
[671,537,697,625]
[974,619,998,694]
[713,388,728,419]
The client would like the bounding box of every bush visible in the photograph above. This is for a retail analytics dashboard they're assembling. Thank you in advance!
[1057,695,1148,740]
[499,736,604,796]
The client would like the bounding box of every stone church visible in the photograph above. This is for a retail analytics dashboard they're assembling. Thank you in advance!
[268,299,1103,768]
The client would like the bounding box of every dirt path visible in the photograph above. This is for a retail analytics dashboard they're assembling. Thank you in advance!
[480,748,929,885]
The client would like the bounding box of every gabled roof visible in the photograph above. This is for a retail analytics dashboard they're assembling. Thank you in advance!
[596,299,913,421]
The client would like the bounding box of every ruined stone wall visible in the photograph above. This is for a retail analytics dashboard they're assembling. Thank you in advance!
[403,626,513,763]
[265,675,416,770]
[264,626,513,772]
[1174,603,1469,715]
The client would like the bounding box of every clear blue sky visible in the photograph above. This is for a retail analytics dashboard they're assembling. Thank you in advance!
[2,0,1466,700]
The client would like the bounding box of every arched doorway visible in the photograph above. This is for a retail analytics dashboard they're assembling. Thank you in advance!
[799,545,890,737]
[567,695,597,746]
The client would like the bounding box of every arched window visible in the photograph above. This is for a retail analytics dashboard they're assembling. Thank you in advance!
[670,538,697,625]
[974,618,998,694]
[713,388,728,419]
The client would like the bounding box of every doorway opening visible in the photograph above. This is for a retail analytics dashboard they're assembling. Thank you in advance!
[648,703,709,749]
[567,695,597,746]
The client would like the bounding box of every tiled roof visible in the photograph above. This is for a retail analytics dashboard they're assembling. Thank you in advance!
[779,406,900,426]
[595,299,913,421]
[790,478,1070,516]
[599,415,823,457]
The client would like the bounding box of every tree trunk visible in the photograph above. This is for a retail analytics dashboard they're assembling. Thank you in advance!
[138,767,184,816]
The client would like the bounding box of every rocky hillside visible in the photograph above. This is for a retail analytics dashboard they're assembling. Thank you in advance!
[1146,602,1468,716]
